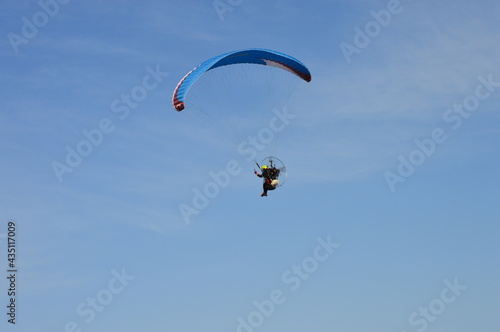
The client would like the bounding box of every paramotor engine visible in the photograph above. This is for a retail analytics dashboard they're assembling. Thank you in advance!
[259,156,287,187]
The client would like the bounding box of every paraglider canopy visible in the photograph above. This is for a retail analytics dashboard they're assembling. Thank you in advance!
[172,48,312,111]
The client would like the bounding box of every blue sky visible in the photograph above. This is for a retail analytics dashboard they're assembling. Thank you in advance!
[1,0,499,331]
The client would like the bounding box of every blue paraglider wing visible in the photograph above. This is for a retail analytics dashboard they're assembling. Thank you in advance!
[172,48,311,111]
